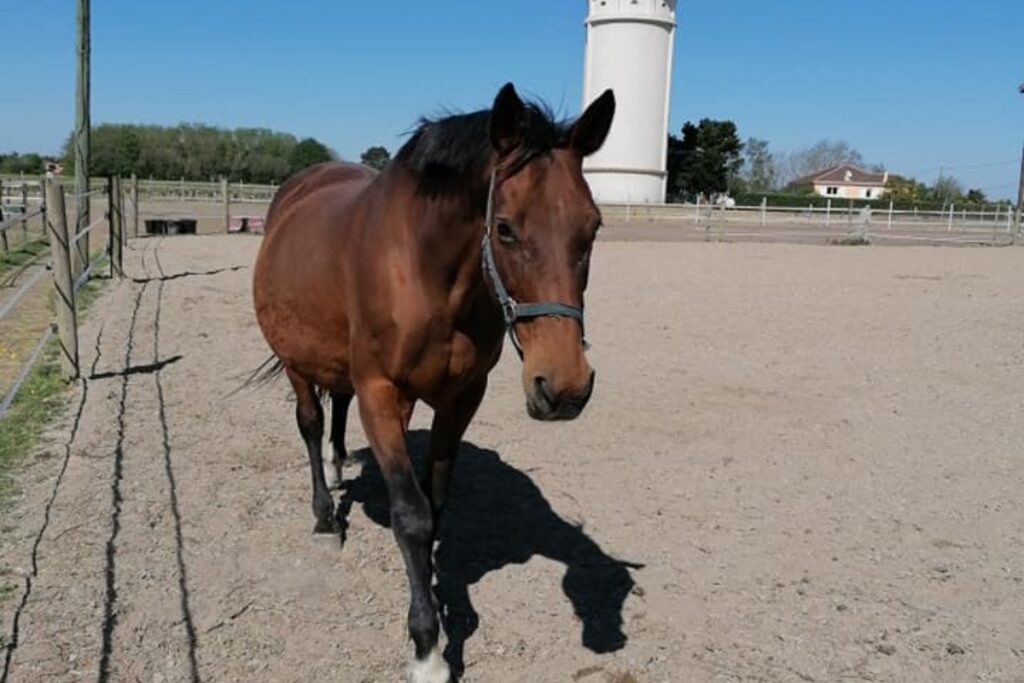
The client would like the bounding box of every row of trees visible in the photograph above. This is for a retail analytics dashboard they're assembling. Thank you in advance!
[53,124,337,184]
[0,152,46,175]
[666,119,993,204]
[6,120,997,204]
[3,134,396,183]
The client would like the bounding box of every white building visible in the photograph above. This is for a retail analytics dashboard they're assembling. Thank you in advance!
[582,0,676,204]
[792,164,889,200]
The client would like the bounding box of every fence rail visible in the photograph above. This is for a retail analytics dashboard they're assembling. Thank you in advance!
[0,178,46,256]
[0,176,125,420]
[4,175,1019,242]
[599,200,1019,244]
[3,175,278,205]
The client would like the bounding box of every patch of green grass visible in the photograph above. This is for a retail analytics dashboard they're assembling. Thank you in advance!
[0,249,111,512]
[0,575,16,601]
[76,253,110,311]
[0,237,48,283]
[829,234,871,246]
[0,341,66,509]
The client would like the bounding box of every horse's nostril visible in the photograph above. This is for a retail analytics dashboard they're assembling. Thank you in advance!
[533,376,557,408]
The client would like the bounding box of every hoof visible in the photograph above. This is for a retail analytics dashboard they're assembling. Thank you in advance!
[312,514,341,547]
[407,646,450,683]
[311,531,342,551]
[313,514,338,532]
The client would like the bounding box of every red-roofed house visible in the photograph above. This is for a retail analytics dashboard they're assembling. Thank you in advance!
[790,164,889,200]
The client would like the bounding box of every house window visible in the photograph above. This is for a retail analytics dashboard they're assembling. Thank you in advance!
[865,189,872,198]
[826,186,838,195]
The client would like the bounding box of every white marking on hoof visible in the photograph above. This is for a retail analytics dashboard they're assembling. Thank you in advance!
[407,646,449,683]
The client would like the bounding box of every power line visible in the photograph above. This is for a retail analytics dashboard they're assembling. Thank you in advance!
[895,158,1017,180]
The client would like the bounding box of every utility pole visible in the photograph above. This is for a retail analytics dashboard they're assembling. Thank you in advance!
[1016,82,1024,242]
[74,0,90,278]
[1016,141,1024,241]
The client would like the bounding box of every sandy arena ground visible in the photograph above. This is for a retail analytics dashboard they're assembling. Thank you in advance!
[2,234,1023,682]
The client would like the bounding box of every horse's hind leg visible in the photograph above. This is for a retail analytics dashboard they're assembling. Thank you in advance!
[287,369,337,535]
[326,392,353,489]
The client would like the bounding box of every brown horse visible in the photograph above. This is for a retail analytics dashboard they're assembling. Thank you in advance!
[252,83,615,682]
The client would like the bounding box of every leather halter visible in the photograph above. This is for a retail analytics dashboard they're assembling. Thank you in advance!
[480,167,587,358]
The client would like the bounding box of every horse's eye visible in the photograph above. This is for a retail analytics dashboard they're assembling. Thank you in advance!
[496,220,516,244]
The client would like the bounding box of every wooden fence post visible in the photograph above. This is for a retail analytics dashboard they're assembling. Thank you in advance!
[222,177,230,232]
[39,176,48,245]
[0,178,7,256]
[131,173,139,238]
[46,179,79,380]
[887,200,893,230]
[109,176,123,278]
[826,198,831,227]
[119,175,126,249]
[760,197,766,227]
[20,182,29,243]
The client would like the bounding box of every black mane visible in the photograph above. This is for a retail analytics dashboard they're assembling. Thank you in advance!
[395,100,569,196]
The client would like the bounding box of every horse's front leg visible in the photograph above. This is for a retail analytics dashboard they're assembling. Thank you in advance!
[357,379,448,683]
[424,377,487,526]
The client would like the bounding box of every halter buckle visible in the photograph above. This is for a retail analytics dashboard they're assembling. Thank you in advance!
[501,299,518,327]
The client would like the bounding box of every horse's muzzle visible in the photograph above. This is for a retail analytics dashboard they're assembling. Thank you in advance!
[526,371,595,421]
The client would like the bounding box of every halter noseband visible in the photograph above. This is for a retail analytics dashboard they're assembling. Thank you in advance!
[481,167,588,359]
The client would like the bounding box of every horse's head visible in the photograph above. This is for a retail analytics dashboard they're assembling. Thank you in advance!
[486,83,615,421]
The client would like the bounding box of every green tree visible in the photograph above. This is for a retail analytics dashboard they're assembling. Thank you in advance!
[965,188,987,203]
[885,174,929,202]
[931,175,964,203]
[360,146,391,171]
[742,137,778,192]
[289,138,334,174]
[667,119,743,198]
[665,134,685,199]
[0,152,45,174]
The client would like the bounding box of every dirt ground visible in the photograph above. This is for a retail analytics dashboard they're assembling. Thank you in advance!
[2,234,1023,682]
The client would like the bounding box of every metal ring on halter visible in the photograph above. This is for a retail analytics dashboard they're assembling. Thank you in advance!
[480,167,589,359]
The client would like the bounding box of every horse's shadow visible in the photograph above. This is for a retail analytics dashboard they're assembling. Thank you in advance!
[338,430,640,677]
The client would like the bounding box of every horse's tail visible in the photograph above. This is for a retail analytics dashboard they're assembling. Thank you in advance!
[226,354,286,397]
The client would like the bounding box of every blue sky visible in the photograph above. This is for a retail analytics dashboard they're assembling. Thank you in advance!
[2,0,1022,198]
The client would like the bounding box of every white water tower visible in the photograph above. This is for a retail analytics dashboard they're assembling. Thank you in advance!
[582,0,676,204]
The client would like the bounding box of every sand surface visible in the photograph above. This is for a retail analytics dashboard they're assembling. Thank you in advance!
[2,234,1023,682]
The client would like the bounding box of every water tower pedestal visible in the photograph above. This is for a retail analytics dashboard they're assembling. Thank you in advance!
[582,0,676,204]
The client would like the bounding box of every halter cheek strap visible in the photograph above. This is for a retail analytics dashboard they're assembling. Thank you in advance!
[481,168,588,359]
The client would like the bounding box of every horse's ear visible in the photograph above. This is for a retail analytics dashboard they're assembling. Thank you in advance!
[489,82,527,156]
[570,89,616,157]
